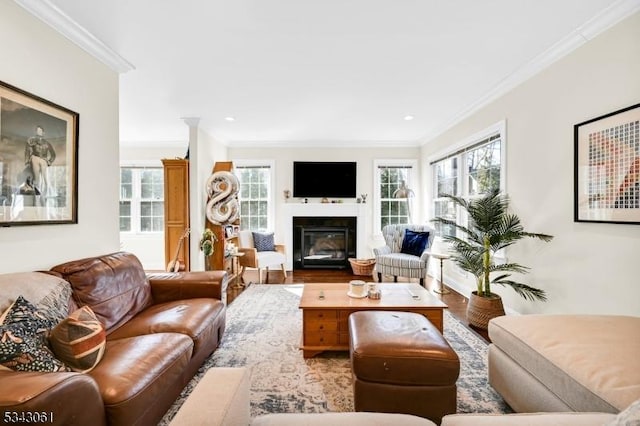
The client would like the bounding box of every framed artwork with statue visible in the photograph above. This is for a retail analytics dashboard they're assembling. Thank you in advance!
[574,102,640,224]
[0,80,79,226]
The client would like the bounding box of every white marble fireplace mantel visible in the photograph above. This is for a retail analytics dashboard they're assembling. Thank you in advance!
[282,203,369,270]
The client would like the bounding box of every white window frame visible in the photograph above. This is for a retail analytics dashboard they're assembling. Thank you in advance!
[429,120,507,261]
[119,162,164,235]
[234,159,276,232]
[373,159,419,235]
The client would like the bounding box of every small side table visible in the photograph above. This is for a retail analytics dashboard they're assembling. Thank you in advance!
[429,252,451,295]
[228,252,245,289]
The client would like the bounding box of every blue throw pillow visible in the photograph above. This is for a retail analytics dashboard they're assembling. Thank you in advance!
[400,230,430,257]
[253,232,275,252]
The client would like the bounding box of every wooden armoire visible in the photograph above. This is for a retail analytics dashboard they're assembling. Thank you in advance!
[162,158,190,271]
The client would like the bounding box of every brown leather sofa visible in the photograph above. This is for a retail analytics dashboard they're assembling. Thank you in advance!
[1,252,227,426]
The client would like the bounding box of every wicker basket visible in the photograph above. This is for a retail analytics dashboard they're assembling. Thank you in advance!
[348,258,376,276]
[466,292,505,330]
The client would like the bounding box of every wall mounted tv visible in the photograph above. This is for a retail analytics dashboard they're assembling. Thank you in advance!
[293,161,357,198]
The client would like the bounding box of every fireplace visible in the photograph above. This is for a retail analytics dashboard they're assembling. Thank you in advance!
[293,216,356,269]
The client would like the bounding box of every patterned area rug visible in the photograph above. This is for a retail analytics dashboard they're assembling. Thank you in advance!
[160,284,511,423]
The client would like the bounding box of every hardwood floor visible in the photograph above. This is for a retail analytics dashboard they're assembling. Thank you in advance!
[228,268,490,343]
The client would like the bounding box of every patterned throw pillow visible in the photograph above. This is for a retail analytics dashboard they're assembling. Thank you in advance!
[0,296,70,372]
[0,295,55,334]
[253,232,275,252]
[49,306,106,373]
[400,230,430,257]
[0,323,70,372]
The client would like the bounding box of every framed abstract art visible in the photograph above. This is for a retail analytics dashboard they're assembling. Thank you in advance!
[574,103,640,224]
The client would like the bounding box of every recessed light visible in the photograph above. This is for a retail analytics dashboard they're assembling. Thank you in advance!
[404,115,414,121]
[225,116,236,122]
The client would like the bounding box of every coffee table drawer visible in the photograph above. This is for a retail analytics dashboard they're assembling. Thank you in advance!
[304,310,338,321]
[305,332,339,346]
[304,320,338,332]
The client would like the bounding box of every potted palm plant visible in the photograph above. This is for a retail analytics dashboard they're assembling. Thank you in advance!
[432,189,553,329]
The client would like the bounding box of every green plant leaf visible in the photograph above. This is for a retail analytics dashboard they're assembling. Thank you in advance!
[431,189,552,302]
[492,279,548,302]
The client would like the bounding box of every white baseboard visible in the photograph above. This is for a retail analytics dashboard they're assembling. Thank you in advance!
[429,272,521,316]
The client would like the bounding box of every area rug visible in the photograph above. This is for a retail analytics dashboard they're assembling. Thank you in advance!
[159,284,511,423]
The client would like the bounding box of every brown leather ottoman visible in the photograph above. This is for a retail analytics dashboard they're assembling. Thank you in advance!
[349,311,460,424]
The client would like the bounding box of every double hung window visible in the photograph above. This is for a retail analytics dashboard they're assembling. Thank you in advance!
[431,122,505,238]
[119,167,164,233]
[236,162,273,231]
[374,160,417,230]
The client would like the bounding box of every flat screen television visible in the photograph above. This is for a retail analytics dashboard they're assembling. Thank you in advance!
[293,161,357,198]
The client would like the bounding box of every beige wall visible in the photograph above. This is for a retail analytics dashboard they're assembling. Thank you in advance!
[121,142,421,269]
[7,0,637,319]
[120,144,186,163]
[119,144,187,270]
[421,12,640,316]
[0,1,120,272]
[119,131,228,271]
[229,146,422,256]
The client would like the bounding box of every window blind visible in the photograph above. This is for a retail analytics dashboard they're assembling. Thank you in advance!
[429,134,500,165]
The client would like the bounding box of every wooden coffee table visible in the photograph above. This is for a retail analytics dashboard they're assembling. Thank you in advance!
[299,283,448,358]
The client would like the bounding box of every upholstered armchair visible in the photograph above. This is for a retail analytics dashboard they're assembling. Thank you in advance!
[237,230,287,284]
[373,224,435,286]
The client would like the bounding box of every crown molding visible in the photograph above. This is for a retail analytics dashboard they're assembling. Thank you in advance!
[14,0,134,73]
[421,0,640,145]
[228,139,422,149]
[579,0,640,40]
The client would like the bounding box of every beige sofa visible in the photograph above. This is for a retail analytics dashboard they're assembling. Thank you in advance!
[488,315,640,414]
[171,367,628,426]
[253,412,617,425]
[170,314,640,425]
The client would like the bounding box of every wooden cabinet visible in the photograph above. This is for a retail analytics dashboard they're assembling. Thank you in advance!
[303,310,339,346]
[162,159,190,271]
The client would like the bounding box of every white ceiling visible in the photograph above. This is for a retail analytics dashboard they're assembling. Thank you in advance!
[21,0,639,147]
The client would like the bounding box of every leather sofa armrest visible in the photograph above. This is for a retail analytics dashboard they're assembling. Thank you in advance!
[146,271,228,303]
[0,371,105,426]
